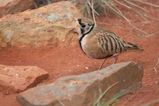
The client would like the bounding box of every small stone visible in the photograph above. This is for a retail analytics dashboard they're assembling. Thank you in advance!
[155,81,159,85]
[85,66,89,70]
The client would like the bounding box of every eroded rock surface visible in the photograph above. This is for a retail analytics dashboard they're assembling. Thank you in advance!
[0,1,81,48]
[17,61,143,106]
[0,65,49,94]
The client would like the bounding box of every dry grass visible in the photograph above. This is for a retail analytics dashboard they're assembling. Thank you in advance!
[93,82,118,106]
[93,82,123,106]
[81,0,159,36]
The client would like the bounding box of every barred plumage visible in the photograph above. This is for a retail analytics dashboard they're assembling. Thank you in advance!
[77,19,143,66]
[97,32,126,56]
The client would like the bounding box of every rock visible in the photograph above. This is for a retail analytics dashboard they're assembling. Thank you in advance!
[0,0,34,18]
[17,61,143,106]
[0,65,49,94]
[0,1,81,48]
[0,0,68,17]
[0,0,68,18]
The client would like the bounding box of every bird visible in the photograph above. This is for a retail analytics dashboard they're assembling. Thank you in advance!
[76,18,143,69]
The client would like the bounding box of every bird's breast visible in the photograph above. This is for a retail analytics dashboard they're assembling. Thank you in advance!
[80,36,109,59]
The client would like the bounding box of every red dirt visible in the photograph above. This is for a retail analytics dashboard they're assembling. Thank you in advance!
[0,2,159,106]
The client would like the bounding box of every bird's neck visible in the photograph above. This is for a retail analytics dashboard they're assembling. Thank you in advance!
[79,33,86,52]
[79,25,94,54]
[79,25,95,43]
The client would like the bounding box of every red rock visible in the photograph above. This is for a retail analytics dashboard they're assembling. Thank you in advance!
[0,65,49,94]
[17,61,143,106]
[0,0,71,18]
[0,0,34,18]
[0,1,81,48]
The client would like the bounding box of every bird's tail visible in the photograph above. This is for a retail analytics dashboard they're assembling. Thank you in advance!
[125,42,144,51]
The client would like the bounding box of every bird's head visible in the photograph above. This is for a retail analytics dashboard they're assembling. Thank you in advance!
[77,18,95,36]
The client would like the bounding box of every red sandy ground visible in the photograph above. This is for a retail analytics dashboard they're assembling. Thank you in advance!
[0,3,159,106]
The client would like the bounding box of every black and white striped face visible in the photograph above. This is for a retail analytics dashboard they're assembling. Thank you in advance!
[77,19,94,37]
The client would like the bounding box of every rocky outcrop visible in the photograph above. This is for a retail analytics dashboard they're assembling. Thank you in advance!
[0,65,49,94]
[0,1,81,48]
[17,61,143,106]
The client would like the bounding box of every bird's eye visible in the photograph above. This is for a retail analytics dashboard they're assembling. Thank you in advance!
[81,24,86,28]
[88,23,91,26]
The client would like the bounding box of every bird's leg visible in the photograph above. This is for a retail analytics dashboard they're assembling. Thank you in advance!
[112,54,119,64]
[98,58,107,70]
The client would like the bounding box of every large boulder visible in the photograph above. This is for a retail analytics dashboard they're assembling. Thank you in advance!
[17,61,143,106]
[0,64,49,94]
[0,1,81,48]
